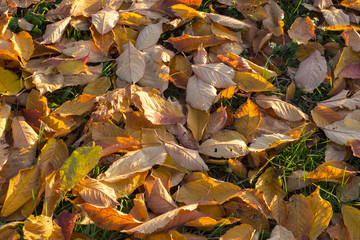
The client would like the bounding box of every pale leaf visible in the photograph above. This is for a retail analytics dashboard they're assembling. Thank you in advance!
[321,7,350,26]
[92,7,119,34]
[295,50,327,92]
[199,130,249,158]
[207,13,252,29]
[12,116,38,149]
[144,178,177,214]
[268,225,295,240]
[250,133,295,152]
[0,101,11,138]
[74,178,118,208]
[263,0,284,37]
[317,90,360,110]
[97,146,167,183]
[116,42,146,83]
[186,75,217,112]
[138,59,169,93]
[256,95,308,121]
[192,63,236,88]
[323,118,360,146]
[125,204,205,238]
[132,90,184,125]
[41,16,71,44]
[165,142,208,171]
[135,21,163,50]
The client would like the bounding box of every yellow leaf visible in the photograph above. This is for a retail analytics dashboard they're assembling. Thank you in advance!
[54,94,97,116]
[234,72,277,92]
[57,60,88,75]
[11,31,34,62]
[187,105,209,142]
[174,172,241,205]
[219,224,258,240]
[26,89,49,118]
[0,67,22,95]
[270,195,288,225]
[305,161,358,183]
[341,205,360,240]
[113,27,138,51]
[1,166,41,217]
[284,194,314,238]
[255,167,286,205]
[23,215,61,240]
[38,138,68,177]
[171,4,203,18]
[307,188,333,240]
[83,77,111,96]
[234,98,261,138]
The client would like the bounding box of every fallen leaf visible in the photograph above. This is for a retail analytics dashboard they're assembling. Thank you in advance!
[256,95,308,121]
[321,7,349,26]
[288,16,315,45]
[268,225,295,240]
[11,31,34,62]
[234,98,261,138]
[125,204,206,238]
[192,63,236,88]
[59,144,102,192]
[74,177,118,208]
[92,7,119,34]
[0,67,22,95]
[250,133,295,152]
[307,188,333,240]
[1,166,41,217]
[270,195,288,225]
[41,16,71,44]
[305,161,358,182]
[23,215,63,240]
[132,90,184,125]
[199,130,249,158]
[143,178,177,214]
[116,42,146,83]
[165,142,208,171]
[341,27,360,52]
[186,75,217,112]
[284,194,314,238]
[12,116,38,149]
[219,224,258,240]
[135,21,163,50]
[311,105,344,127]
[341,204,360,240]
[255,167,286,205]
[54,94,97,117]
[234,71,278,92]
[97,146,167,183]
[167,34,232,52]
[80,203,142,231]
[323,118,360,146]
[187,105,209,142]
[263,0,284,37]
[294,50,327,92]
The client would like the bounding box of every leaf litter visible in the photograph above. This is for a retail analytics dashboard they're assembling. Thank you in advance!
[0,0,360,239]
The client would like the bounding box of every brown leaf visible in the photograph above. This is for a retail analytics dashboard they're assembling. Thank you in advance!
[54,210,78,240]
[220,224,258,240]
[167,34,232,52]
[41,16,71,44]
[294,50,327,92]
[12,116,38,149]
[143,178,177,214]
[321,7,349,26]
[284,194,314,238]
[341,204,360,240]
[288,16,315,45]
[132,90,184,125]
[192,63,236,88]
[135,22,163,50]
[263,0,284,37]
[54,94,97,117]
[91,7,119,34]
[186,75,217,112]
[311,105,343,128]
[341,27,360,52]
[255,167,286,205]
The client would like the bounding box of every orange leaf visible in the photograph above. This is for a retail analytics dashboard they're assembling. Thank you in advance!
[80,203,142,231]
[288,16,315,45]
[167,34,232,52]
[234,98,261,138]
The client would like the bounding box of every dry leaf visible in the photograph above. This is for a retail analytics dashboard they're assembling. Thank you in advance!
[323,118,360,146]
[186,75,217,112]
[294,50,327,92]
[255,167,286,205]
[268,225,295,240]
[341,27,360,52]
[92,7,119,34]
[192,63,236,88]
[321,7,350,26]
[263,0,284,37]
[234,98,261,138]
[219,224,258,240]
[234,72,278,92]
[97,146,167,183]
[341,204,360,240]
[116,42,146,83]
[187,105,209,142]
[135,21,163,50]
[288,16,315,45]
[41,16,71,44]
